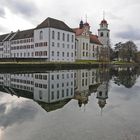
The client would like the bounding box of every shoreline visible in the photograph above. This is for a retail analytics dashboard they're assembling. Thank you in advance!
[0,61,139,73]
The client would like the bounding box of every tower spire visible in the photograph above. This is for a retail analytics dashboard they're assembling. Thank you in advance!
[85,14,87,23]
[103,11,105,20]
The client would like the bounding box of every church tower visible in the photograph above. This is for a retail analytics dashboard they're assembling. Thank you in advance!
[96,81,109,115]
[98,18,110,48]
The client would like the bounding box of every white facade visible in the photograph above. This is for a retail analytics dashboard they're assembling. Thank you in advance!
[11,37,34,58]
[74,21,102,61]
[98,19,110,48]
[49,28,75,62]
[0,17,75,62]
[0,70,75,104]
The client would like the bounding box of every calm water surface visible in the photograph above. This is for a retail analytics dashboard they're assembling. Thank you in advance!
[0,67,140,140]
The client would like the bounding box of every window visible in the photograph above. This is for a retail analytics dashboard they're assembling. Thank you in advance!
[43,75,47,80]
[52,31,55,39]
[82,72,84,77]
[67,34,69,42]
[51,91,54,100]
[83,43,85,50]
[71,73,73,78]
[67,82,69,86]
[99,91,102,96]
[62,74,64,79]
[71,45,73,49]
[57,91,59,99]
[57,74,59,79]
[107,32,109,37]
[43,85,47,89]
[62,43,65,48]
[66,89,69,96]
[71,88,73,95]
[44,51,47,56]
[57,32,60,40]
[71,53,73,57]
[93,45,94,51]
[63,33,65,41]
[57,43,60,47]
[62,83,64,87]
[83,52,85,56]
[52,51,54,56]
[52,42,54,46]
[86,43,88,50]
[85,79,87,86]
[67,52,69,57]
[67,44,69,48]
[51,75,54,80]
[57,51,59,56]
[62,52,64,57]
[82,79,84,86]
[39,31,43,40]
[62,90,64,97]
[72,35,74,42]
[51,84,54,89]
[100,32,103,37]
[39,91,43,99]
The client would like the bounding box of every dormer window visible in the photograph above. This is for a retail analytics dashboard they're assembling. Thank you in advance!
[39,31,43,40]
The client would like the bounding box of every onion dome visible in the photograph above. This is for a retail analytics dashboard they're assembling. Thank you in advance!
[84,22,90,26]
[100,19,108,25]
[98,100,106,109]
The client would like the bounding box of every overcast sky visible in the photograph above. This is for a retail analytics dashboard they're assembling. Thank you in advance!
[0,0,140,49]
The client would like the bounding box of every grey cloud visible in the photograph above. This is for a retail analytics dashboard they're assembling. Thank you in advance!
[0,103,7,114]
[0,24,9,33]
[0,7,5,18]
[1,0,39,18]
[115,26,140,41]
[112,85,140,101]
[0,101,38,129]
[107,12,122,21]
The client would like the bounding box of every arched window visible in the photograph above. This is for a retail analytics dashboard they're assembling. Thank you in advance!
[100,32,104,37]
[39,31,43,40]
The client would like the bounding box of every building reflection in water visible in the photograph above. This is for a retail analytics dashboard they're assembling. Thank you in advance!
[0,67,139,113]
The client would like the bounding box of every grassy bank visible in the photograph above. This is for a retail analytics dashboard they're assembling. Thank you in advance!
[0,60,138,73]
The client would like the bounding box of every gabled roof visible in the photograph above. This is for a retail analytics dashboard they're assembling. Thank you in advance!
[0,33,9,42]
[36,17,74,32]
[73,28,102,45]
[73,28,84,36]
[90,34,102,45]
[12,29,34,40]
[4,32,15,41]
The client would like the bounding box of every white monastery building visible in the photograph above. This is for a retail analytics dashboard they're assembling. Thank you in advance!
[0,17,110,62]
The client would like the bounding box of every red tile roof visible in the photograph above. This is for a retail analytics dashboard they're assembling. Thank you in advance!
[73,28,102,45]
[90,34,102,45]
[73,28,84,36]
